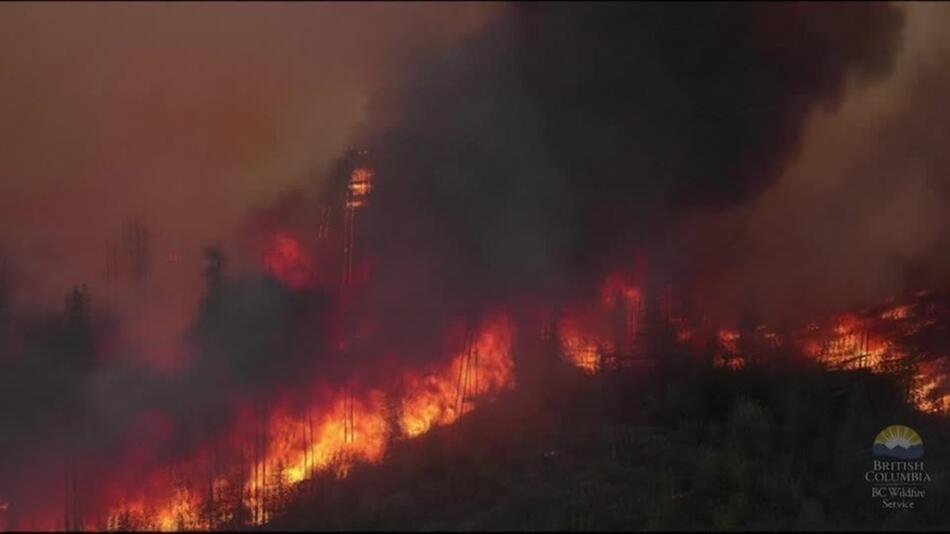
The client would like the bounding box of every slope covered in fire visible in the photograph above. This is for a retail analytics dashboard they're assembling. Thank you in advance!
[267,350,950,531]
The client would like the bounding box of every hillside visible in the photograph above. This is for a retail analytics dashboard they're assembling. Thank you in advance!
[264,357,950,531]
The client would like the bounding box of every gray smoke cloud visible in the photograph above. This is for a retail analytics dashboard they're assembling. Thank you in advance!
[680,3,950,322]
[349,2,905,358]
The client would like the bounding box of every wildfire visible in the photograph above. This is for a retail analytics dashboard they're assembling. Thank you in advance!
[263,231,315,289]
[558,317,604,375]
[42,250,950,531]
[102,313,514,531]
[670,315,693,343]
[554,273,950,416]
[717,329,740,354]
[556,273,645,374]
[712,329,744,369]
[881,304,912,320]
[801,314,889,371]
[345,168,374,209]
[600,273,641,308]
[402,313,514,437]
[91,157,469,530]
[80,276,946,534]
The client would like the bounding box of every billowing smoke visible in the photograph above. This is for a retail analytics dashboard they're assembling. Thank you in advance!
[345,2,904,360]
[688,2,950,322]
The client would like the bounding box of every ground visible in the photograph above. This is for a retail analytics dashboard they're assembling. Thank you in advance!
[265,355,950,531]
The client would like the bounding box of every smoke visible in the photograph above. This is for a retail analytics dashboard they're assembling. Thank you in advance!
[348,2,904,356]
[685,3,950,322]
[0,1,498,308]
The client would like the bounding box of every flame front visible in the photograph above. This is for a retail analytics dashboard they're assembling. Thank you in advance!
[101,313,514,531]
[36,254,950,531]
[554,275,950,416]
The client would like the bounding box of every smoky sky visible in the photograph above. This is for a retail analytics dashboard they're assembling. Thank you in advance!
[0,1,499,307]
[0,0,501,377]
[680,2,950,322]
[0,2,500,525]
[350,2,905,360]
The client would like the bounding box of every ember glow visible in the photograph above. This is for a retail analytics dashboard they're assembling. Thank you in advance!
[345,168,374,209]
[263,232,315,290]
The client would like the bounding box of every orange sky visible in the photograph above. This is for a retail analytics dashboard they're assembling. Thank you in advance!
[1,2,949,322]
[0,1,500,307]
[724,2,950,318]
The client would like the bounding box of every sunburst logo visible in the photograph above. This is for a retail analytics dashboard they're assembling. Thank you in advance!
[872,425,924,460]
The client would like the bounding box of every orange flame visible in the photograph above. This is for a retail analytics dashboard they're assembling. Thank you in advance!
[102,312,514,531]
[263,231,315,289]
[345,168,374,209]
[558,317,603,375]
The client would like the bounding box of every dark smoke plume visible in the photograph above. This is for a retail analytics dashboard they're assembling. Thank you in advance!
[350,2,904,361]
